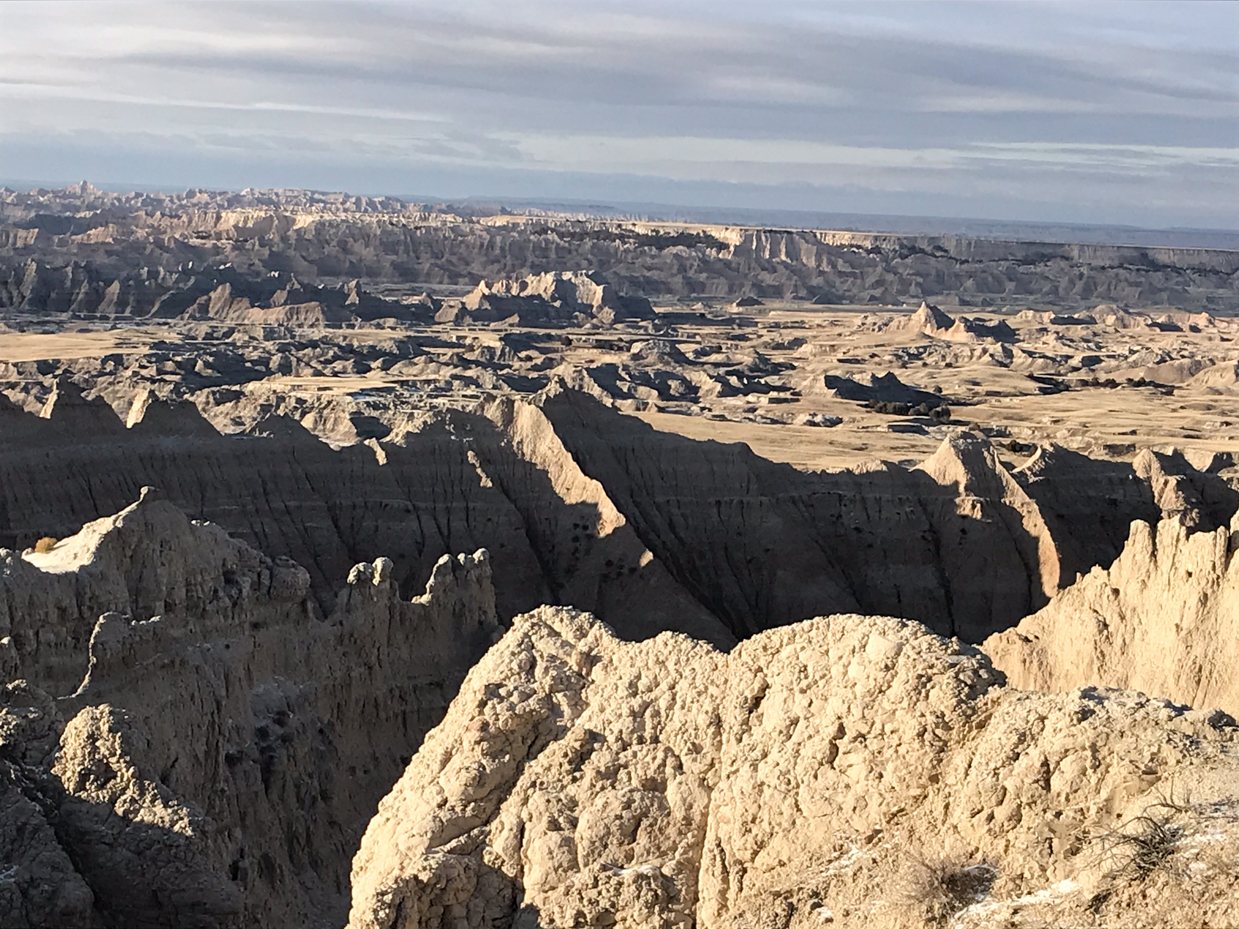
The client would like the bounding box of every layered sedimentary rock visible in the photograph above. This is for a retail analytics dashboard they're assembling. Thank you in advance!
[0,260,413,323]
[1,382,1227,645]
[0,492,501,927]
[892,301,1017,342]
[822,370,945,406]
[438,272,655,326]
[0,381,731,647]
[1010,445,1161,586]
[5,181,1239,929]
[4,186,1239,314]
[985,511,1239,715]
[1130,447,1239,531]
[533,388,1180,640]
[348,607,1239,929]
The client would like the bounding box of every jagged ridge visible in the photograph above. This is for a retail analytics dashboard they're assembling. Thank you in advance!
[1,492,499,927]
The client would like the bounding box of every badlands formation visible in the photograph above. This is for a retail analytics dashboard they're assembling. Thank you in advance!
[0,185,1238,927]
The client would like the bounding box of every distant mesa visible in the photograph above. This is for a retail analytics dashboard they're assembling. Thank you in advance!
[436,271,654,327]
[4,185,1239,317]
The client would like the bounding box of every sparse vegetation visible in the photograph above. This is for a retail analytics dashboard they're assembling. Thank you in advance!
[1088,799,1191,915]
[864,399,952,422]
[32,537,57,553]
[897,853,996,925]
[1005,439,1038,456]
[1095,800,1188,882]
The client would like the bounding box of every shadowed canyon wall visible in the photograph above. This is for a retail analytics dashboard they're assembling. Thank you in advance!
[1,492,500,927]
[3,383,1231,645]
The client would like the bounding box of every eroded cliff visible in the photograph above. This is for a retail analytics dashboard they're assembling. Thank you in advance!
[1,383,1229,646]
[986,510,1239,715]
[0,492,500,927]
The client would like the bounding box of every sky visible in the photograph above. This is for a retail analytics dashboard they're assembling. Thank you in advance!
[0,0,1236,228]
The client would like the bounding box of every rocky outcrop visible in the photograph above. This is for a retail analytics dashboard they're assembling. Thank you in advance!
[1011,444,1160,585]
[467,397,730,646]
[437,272,655,327]
[823,370,946,407]
[348,608,1239,929]
[914,432,1061,626]
[985,511,1239,715]
[536,388,1166,640]
[907,300,958,335]
[1131,447,1239,531]
[0,492,502,927]
[0,384,1230,646]
[0,260,411,323]
[893,301,1017,343]
[0,383,730,646]
[4,186,1238,312]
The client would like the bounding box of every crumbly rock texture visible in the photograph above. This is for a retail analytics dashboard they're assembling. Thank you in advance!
[986,510,1239,715]
[0,491,502,928]
[349,608,1239,929]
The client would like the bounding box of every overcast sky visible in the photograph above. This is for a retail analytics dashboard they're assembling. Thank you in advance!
[1,1,1236,227]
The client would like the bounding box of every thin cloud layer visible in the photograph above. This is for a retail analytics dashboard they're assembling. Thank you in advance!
[0,0,1235,226]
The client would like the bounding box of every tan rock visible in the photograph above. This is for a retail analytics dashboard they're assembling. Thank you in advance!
[986,511,1239,714]
[349,608,1239,929]
[0,492,503,927]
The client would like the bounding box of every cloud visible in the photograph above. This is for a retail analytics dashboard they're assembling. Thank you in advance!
[0,0,1235,226]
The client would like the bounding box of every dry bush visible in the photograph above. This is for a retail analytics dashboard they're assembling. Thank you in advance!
[896,853,996,926]
[1094,800,1188,881]
[32,537,57,554]
[1087,799,1190,916]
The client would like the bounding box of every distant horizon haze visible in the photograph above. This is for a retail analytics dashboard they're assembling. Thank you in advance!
[5,175,1239,251]
[1,1,1235,229]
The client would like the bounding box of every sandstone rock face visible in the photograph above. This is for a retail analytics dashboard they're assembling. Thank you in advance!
[1010,444,1160,586]
[0,383,735,648]
[892,301,1017,343]
[986,511,1239,715]
[348,609,1239,929]
[1131,447,1239,531]
[2,383,1231,646]
[915,431,1061,629]
[0,493,502,927]
[6,182,1239,929]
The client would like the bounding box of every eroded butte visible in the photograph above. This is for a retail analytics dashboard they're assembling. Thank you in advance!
[1,185,1238,929]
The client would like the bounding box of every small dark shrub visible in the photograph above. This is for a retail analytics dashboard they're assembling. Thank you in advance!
[898,853,997,925]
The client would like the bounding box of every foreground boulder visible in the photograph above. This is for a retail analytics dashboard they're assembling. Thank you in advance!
[349,609,1239,929]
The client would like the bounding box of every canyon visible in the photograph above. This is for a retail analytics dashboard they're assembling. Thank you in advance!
[1,185,1237,928]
